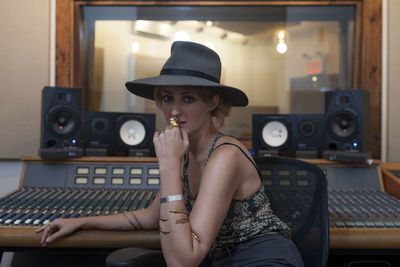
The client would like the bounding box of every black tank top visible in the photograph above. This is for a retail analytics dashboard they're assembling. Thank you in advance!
[182,133,291,252]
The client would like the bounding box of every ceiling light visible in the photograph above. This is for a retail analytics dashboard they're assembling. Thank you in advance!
[174,31,190,41]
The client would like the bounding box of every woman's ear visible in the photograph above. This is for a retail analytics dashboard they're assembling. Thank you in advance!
[209,94,220,111]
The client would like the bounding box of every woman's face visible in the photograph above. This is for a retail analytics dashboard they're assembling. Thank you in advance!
[159,87,217,135]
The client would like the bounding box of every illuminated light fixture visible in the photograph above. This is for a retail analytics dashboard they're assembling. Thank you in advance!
[276,40,287,54]
[174,31,190,41]
[275,30,288,54]
[206,21,213,27]
[135,20,147,30]
[160,23,169,35]
[131,42,140,53]
[205,42,215,50]
[311,75,318,82]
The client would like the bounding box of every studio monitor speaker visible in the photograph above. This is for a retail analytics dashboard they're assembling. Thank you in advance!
[324,89,370,153]
[252,114,324,157]
[39,86,83,158]
[291,114,325,157]
[252,115,292,156]
[84,111,155,156]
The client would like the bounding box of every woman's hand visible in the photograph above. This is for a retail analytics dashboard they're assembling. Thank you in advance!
[153,127,189,166]
[35,218,82,247]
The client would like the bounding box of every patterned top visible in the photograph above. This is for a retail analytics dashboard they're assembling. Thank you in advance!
[182,133,291,253]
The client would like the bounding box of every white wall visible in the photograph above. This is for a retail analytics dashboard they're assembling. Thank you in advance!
[0,0,51,159]
[387,0,400,161]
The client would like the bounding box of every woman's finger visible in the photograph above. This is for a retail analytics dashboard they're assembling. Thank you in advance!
[36,225,46,233]
[40,225,53,246]
[181,130,189,149]
[45,228,67,244]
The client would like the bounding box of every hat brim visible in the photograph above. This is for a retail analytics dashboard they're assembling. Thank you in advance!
[126,75,248,107]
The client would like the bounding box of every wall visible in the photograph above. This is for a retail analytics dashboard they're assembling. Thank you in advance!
[387,0,400,161]
[0,1,399,161]
[0,0,51,159]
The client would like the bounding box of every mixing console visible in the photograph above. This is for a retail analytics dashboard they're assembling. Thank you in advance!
[0,188,157,226]
[329,189,400,228]
[1,157,400,251]
[2,187,400,229]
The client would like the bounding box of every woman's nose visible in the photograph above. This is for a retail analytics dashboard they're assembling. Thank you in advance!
[170,104,181,117]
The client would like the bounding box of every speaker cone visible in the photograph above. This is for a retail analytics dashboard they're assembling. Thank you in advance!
[327,110,359,140]
[261,121,289,148]
[47,108,79,137]
[119,119,146,146]
[91,118,109,135]
[299,120,316,137]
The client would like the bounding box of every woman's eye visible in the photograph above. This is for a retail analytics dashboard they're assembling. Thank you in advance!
[184,96,195,103]
[162,95,172,102]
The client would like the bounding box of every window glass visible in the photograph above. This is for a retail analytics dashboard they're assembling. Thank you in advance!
[82,5,355,140]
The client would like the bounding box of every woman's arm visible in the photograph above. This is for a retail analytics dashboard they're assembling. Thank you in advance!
[156,141,246,267]
[36,191,161,246]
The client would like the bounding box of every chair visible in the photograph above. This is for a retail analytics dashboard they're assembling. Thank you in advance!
[106,156,329,267]
[106,247,166,267]
[253,156,329,267]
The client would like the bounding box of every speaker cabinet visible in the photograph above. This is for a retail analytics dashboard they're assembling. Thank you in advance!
[291,114,325,157]
[39,86,83,158]
[252,115,292,156]
[252,114,324,157]
[324,89,371,153]
[84,111,155,156]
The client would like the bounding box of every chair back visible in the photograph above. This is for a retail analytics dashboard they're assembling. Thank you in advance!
[254,156,329,267]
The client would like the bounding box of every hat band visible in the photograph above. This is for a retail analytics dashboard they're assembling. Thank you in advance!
[160,68,220,83]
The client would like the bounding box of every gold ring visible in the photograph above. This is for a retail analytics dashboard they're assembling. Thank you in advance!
[169,117,179,129]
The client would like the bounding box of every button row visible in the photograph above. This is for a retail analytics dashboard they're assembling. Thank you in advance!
[76,167,160,176]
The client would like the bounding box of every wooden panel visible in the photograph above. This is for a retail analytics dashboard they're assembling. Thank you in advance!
[361,0,382,159]
[380,162,400,199]
[3,226,400,249]
[0,227,159,249]
[330,228,400,249]
[56,0,73,87]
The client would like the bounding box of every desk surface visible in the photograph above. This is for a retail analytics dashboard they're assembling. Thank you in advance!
[2,227,400,250]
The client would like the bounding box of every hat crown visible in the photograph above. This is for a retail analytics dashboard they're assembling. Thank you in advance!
[161,41,221,83]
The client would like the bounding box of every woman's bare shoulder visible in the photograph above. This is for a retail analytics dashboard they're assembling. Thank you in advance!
[206,135,251,169]
[213,135,250,156]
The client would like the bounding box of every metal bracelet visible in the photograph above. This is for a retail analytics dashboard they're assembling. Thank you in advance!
[160,194,184,204]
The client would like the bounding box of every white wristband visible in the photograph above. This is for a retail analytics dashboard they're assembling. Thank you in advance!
[160,194,184,204]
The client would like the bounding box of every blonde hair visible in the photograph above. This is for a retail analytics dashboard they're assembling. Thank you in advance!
[154,86,232,128]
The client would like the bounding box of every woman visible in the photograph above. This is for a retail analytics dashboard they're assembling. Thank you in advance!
[37,41,304,266]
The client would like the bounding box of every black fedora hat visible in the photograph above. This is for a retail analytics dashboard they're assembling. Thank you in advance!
[125,41,248,107]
